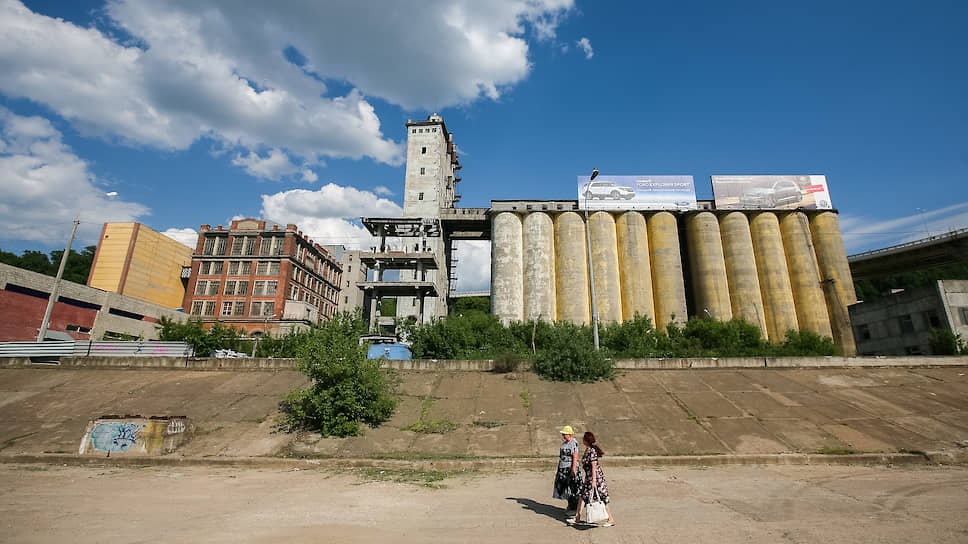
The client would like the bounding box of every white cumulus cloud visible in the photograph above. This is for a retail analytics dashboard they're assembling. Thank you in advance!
[577,37,594,59]
[0,0,578,180]
[0,107,149,245]
[160,228,198,249]
[454,240,491,292]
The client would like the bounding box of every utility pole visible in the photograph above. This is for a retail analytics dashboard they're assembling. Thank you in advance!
[585,168,600,350]
[37,216,80,342]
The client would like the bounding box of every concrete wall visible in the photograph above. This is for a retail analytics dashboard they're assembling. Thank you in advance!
[79,416,193,456]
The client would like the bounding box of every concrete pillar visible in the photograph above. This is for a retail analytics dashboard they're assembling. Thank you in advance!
[615,211,655,323]
[750,212,800,342]
[490,212,524,324]
[779,212,833,339]
[648,211,687,330]
[554,212,590,325]
[719,212,769,339]
[523,212,556,322]
[686,212,732,321]
[810,211,858,356]
[588,211,622,323]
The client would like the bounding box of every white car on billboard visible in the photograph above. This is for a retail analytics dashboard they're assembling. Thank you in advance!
[581,181,635,200]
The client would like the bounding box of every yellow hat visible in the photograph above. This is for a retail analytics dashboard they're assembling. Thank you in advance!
[560,426,574,435]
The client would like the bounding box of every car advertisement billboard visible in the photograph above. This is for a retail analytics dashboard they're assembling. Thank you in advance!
[577,175,697,211]
[711,175,833,210]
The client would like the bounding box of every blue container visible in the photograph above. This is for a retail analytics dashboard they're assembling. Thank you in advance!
[367,343,412,360]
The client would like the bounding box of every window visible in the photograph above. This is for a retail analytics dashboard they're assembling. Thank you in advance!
[233,302,246,316]
[411,129,416,133]
[418,192,424,200]
[419,167,425,175]
[66,324,91,333]
[200,261,223,275]
[960,307,968,326]
[251,301,275,316]
[244,237,257,256]
[253,280,277,296]
[421,146,426,154]
[231,237,244,255]
[899,314,915,334]
[215,237,227,255]
[256,261,280,275]
[194,280,208,296]
[191,301,204,315]
[228,261,240,275]
[923,311,941,329]
[203,301,216,316]
[344,296,348,304]
[224,280,248,296]
[203,237,215,255]
[260,238,272,255]
[221,302,233,316]
[856,324,871,341]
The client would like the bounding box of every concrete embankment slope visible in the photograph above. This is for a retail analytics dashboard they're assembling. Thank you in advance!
[1,360,967,465]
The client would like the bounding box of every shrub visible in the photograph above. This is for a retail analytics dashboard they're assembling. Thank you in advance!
[279,313,398,437]
[771,330,837,356]
[531,322,613,382]
[156,317,248,356]
[929,328,967,355]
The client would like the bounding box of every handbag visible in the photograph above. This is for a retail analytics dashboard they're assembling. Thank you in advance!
[585,487,609,523]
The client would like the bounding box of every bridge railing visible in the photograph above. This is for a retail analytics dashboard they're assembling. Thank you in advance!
[848,227,968,261]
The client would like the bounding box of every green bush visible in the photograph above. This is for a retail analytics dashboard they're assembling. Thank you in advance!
[770,330,837,356]
[531,322,613,382]
[156,317,249,356]
[279,312,398,437]
[929,328,967,355]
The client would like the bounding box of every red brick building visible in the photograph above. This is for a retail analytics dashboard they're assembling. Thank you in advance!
[182,219,342,336]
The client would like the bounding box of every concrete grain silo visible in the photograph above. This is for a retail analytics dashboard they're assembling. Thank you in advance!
[490,212,524,324]
[588,211,623,323]
[554,212,590,324]
[779,212,833,338]
[648,211,687,330]
[719,212,769,339]
[750,212,800,342]
[686,212,732,321]
[523,212,556,322]
[615,211,655,323]
[810,211,858,356]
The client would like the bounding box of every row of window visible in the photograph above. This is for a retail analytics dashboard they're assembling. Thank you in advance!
[194,279,277,297]
[411,127,438,134]
[855,307,968,342]
[191,300,275,317]
[198,260,280,276]
[202,235,286,257]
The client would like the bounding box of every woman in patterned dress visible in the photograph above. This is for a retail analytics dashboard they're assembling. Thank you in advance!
[552,425,582,513]
[568,431,616,527]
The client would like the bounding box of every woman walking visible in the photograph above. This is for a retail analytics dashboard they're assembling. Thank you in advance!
[568,431,616,527]
[552,426,581,513]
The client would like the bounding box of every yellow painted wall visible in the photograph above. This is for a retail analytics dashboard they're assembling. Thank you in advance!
[89,223,193,309]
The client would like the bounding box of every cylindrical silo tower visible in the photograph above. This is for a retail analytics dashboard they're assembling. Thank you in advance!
[554,212,590,324]
[686,212,732,321]
[588,211,623,323]
[523,212,556,322]
[779,212,833,338]
[615,211,655,322]
[490,212,524,324]
[810,211,857,356]
[648,211,687,330]
[750,212,799,342]
[719,212,768,339]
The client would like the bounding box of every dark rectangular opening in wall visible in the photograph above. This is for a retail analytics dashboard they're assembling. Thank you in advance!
[899,314,915,334]
[856,324,871,341]
[59,297,101,311]
[4,283,49,299]
[108,307,145,320]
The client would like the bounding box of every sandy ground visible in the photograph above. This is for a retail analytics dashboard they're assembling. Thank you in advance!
[1,463,966,543]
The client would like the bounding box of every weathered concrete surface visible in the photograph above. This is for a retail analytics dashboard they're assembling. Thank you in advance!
[2,366,967,463]
[1,463,966,543]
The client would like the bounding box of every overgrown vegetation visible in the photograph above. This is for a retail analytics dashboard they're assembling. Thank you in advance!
[402,397,456,434]
[403,310,837,382]
[156,316,322,357]
[0,245,97,285]
[929,328,968,355]
[279,312,398,437]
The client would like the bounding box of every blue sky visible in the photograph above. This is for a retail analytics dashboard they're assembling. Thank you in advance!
[1,0,966,291]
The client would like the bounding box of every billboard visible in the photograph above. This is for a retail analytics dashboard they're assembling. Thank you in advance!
[577,175,697,211]
[711,175,833,210]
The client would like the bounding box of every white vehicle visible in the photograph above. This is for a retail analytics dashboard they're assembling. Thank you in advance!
[582,181,635,200]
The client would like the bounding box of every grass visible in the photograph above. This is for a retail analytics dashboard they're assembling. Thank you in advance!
[402,397,457,434]
[520,390,530,408]
[471,420,506,429]
[356,467,466,489]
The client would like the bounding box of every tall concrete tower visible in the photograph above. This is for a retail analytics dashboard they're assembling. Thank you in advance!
[396,114,461,321]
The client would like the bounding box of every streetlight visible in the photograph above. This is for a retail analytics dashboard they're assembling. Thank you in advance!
[585,168,600,350]
[37,192,119,342]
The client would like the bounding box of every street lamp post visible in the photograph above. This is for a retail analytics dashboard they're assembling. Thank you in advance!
[584,168,600,350]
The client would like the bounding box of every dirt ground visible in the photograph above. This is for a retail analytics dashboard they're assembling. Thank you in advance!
[1,463,966,543]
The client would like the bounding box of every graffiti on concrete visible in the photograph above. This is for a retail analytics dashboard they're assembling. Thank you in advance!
[80,416,192,456]
[90,422,144,453]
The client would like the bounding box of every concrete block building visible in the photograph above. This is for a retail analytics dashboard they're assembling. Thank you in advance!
[182,219,342,336]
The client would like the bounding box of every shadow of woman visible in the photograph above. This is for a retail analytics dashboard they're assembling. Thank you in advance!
[506,497,567,523]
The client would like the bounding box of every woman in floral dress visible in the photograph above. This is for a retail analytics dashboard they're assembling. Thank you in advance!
[568,431,616,527]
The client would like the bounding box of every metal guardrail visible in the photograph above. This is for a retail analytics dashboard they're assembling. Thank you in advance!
[0,341,193,358]
[0,341,75,358]
[848,227,968,261]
